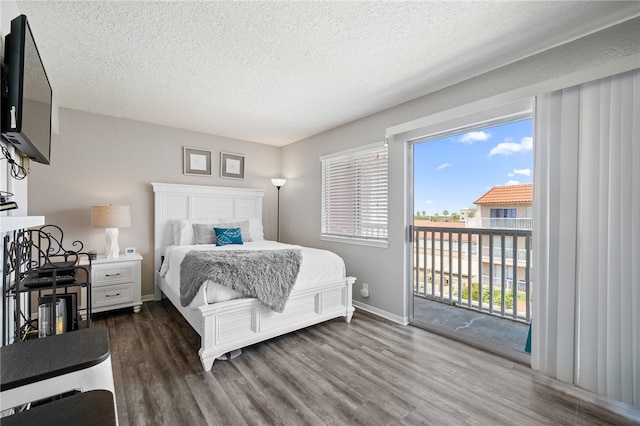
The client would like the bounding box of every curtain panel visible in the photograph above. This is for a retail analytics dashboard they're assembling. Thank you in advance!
[533,69,639,407]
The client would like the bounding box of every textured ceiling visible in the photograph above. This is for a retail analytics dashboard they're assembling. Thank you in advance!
[13,1,640,146]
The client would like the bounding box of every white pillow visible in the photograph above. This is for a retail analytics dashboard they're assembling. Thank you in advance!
[248,217,264,241]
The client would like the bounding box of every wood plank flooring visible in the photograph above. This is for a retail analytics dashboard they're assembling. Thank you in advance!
[92,300,639,426]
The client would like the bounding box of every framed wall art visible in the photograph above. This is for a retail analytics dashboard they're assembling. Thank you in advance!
[220,152,245,179]
[183,147,212,176]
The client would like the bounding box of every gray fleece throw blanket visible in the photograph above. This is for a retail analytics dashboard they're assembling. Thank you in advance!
[180,249,302,312]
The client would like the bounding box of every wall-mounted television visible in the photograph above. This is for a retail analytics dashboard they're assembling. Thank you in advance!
[1,14,52,165]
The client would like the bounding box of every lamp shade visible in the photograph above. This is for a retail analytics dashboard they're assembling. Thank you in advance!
[271,178,287,188]
[91,205,131,228]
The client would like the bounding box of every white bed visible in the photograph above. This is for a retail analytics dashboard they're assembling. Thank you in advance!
[152,182,356,371]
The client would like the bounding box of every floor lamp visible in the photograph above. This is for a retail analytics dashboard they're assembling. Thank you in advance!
[271,178,287,242]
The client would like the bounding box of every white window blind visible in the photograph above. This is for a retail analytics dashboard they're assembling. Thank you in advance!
[320,141,388,245]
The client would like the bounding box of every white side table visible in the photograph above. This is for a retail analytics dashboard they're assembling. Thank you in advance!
[83,254,143,314]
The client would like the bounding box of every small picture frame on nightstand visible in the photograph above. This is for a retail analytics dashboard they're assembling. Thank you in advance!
[125,247,136,255]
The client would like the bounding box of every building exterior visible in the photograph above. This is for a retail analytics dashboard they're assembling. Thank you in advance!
[473,184,533,295]
[473,184,533,230]
[459,207,477,225]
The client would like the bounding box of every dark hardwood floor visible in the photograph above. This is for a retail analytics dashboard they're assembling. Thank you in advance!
[93,300,639,426]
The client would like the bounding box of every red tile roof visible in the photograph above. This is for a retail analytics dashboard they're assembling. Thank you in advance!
[474,183,533,205]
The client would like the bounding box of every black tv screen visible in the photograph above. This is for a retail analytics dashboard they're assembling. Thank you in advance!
[1,14,52,165]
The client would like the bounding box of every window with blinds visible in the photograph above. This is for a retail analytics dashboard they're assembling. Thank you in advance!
[320,141,388,246]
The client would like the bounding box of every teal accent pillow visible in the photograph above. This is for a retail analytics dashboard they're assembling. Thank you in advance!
[214,227,244,246]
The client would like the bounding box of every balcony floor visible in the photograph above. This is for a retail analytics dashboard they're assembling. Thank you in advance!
[412,296,531,362]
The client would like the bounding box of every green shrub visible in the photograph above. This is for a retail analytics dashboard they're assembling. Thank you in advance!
[461,282,480,301]
[460,282,513,309]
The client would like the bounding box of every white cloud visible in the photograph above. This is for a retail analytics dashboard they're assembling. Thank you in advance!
[436,163,451,171]
[513,168,532,176]
[488,136,533,157]
[425,200,433,205]
[459,131,491,144]
[506,180,521,185]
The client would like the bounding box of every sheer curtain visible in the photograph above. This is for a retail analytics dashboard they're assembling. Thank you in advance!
[533,69,639,406]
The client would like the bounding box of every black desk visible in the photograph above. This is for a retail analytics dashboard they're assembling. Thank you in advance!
[1,390,116,426]
[1,328,110,392]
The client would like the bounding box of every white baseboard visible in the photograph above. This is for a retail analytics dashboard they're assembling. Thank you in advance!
[352,301,408,325]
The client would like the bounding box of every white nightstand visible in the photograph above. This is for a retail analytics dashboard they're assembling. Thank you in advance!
[85,253,143,314]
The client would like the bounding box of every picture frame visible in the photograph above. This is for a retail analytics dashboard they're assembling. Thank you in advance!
[183,147,212,176]
[220,152,245,179]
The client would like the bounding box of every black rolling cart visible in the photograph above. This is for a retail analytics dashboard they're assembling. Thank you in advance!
[2,225,92,344]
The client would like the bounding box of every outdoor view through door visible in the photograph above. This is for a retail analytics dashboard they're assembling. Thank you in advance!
[411,118,533,360]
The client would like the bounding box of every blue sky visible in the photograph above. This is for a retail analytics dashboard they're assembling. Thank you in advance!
[413,118,533,216]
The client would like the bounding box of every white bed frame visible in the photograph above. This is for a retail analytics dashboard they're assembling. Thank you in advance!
[152,182,355,371]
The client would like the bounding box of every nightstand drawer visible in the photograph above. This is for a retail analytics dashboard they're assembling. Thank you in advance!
[82,253,143,314]
[93,284,133,308]
[93,264,134,286]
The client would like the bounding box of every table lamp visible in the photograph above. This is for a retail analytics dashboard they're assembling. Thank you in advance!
[91,205,131,259]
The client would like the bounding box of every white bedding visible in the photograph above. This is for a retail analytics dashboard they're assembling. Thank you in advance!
[160,241,346,309]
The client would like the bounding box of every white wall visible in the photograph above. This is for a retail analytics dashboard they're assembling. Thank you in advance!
[281,17,640,322]
[27,108,281,299]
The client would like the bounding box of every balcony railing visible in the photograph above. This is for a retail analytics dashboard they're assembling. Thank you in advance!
[413,226,532,322]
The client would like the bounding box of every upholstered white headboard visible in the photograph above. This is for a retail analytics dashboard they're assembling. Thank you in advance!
[151,182,265,271]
